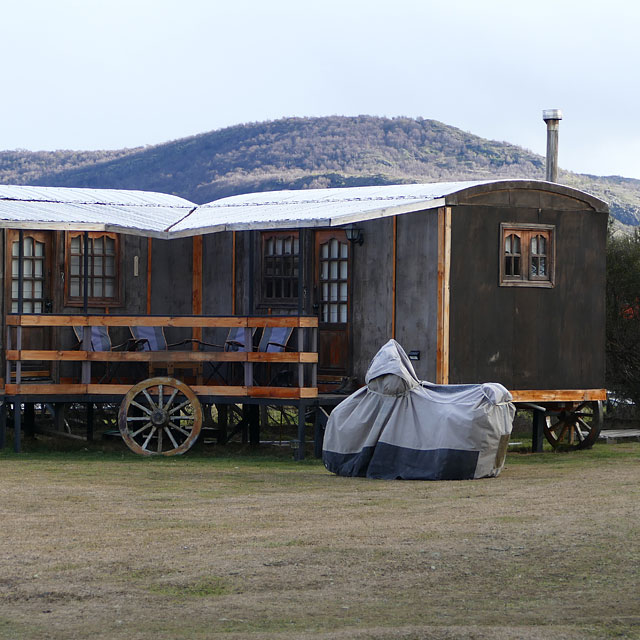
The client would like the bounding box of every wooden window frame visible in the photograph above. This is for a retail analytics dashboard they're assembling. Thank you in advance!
[316,232,350,326]
[260,231,300,307]
[499,223,555,288]
[6,230,53,315]
[64,231,123,306]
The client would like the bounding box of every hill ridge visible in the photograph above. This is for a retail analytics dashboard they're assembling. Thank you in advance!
[1,115,638,226]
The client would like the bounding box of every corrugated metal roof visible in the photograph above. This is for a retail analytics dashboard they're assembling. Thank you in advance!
[0,180,607,238]
[0,185,194,236]
[167,181,485,236]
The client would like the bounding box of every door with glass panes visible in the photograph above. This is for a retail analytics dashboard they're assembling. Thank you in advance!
[5,231,54,375]
[314,230,350,376]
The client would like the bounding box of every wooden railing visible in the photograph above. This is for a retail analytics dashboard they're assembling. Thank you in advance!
[4,315,318,399]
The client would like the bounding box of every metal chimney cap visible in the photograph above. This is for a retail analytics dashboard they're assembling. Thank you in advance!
[543,109,563,122]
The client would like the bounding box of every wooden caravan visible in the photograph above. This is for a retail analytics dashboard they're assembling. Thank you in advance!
[0,180,608,455]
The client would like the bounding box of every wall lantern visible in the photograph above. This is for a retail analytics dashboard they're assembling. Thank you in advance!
[345,224,364,246]
[408,350,420,361]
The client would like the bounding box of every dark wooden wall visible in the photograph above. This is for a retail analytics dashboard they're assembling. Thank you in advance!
[351,217,394,383]
[393,210,439,382]
[448,195,607,390]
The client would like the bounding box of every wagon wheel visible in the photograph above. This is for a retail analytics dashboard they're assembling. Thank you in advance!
[118,377,202,456]
[543,401,603,450]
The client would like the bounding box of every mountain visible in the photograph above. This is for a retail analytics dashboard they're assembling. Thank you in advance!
[1,115,639,227]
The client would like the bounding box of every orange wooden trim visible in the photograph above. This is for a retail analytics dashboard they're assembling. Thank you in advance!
[510,389,607,403]
[8,315,318,328]
[9,349,318,363]
[191,385,249,396]
[5,383,318,399]
[247,352,318,363]
[392,216,397,339]
[247,317,318,328]
[192,236,203,348]
[146,238,152,315]
[8,350,248,363]
[436,207,451,384]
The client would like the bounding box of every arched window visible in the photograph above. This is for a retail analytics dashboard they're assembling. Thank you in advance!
[500,224,554,287]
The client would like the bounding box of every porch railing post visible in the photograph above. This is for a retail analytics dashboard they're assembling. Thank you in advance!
[243,326,252,388]
[298,327,304,388]
[5,326,12,390]
[311,326,318,389]
[81,323,91,384]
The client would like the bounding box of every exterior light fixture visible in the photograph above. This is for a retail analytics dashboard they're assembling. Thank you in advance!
[345,225,364,246]
[408,350,420,361]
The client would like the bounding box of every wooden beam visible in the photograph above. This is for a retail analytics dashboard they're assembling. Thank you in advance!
[232,231,236,315]
[436,207,451,384]
[510,389,607,403]
[8,349,319,363]
[5,383,318,399]
[7,315,318,328]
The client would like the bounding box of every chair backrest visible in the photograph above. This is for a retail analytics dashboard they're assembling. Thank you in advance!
[224,326,255,352]
[258,326,293,353]
[73,325,112,352]
[130,326,167,351]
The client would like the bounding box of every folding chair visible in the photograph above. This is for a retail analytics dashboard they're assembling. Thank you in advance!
[129,326,205,379]
[203,326,257,385]
[72,325,139,382]
[255,326,294,386]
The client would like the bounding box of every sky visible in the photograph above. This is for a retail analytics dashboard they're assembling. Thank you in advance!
[2,0,639,179]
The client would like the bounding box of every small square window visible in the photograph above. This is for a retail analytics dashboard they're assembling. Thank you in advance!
[500,224,555,288]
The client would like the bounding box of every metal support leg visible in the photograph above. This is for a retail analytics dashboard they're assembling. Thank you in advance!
[24,403,35,438]
[13,402,21,453]
[314,405,328,459]
[248,404,260,447]
[532,408,545,453]
[217,404,228,445]
[297,401,307,460]
[86,402,94,442]
[0,402,6,450]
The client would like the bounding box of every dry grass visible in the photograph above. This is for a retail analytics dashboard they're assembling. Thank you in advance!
[0,441,639,640]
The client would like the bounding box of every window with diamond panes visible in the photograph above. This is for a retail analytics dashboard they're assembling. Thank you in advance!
[11,236,46,313]
[319,238,348,323]
[262,233,299,302]
[66,232,120,305]
[500,224,554,287]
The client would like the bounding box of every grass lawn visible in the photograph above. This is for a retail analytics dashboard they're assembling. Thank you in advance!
[0,438,639,639]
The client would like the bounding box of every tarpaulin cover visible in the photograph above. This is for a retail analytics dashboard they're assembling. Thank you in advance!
[322,340,515,480]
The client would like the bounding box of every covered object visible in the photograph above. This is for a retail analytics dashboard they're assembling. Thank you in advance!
[322,340,515,480]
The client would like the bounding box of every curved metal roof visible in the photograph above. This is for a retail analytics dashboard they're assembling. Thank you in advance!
[0,180,608,238]
[0,185,195,236]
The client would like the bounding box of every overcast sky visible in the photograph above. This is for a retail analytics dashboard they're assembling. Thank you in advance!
[2,0,639,179]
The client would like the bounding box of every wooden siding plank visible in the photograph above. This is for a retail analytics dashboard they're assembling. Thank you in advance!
[510,389,607,403]
[436,207,451,384]
[192,235,203,347]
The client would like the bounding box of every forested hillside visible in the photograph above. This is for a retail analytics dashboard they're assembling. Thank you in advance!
[2,115,639,226]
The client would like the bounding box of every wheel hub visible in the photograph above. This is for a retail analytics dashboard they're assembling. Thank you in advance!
[151,408,169,426]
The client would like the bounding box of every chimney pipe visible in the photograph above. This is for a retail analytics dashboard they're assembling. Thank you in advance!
[542,109,562,183]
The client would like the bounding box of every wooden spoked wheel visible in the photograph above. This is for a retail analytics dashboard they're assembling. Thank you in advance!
[543,401,603,450]
[118,377,203,456]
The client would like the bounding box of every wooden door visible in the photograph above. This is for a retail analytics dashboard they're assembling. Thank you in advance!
[5,231,54,365]
[314,230,350,376]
